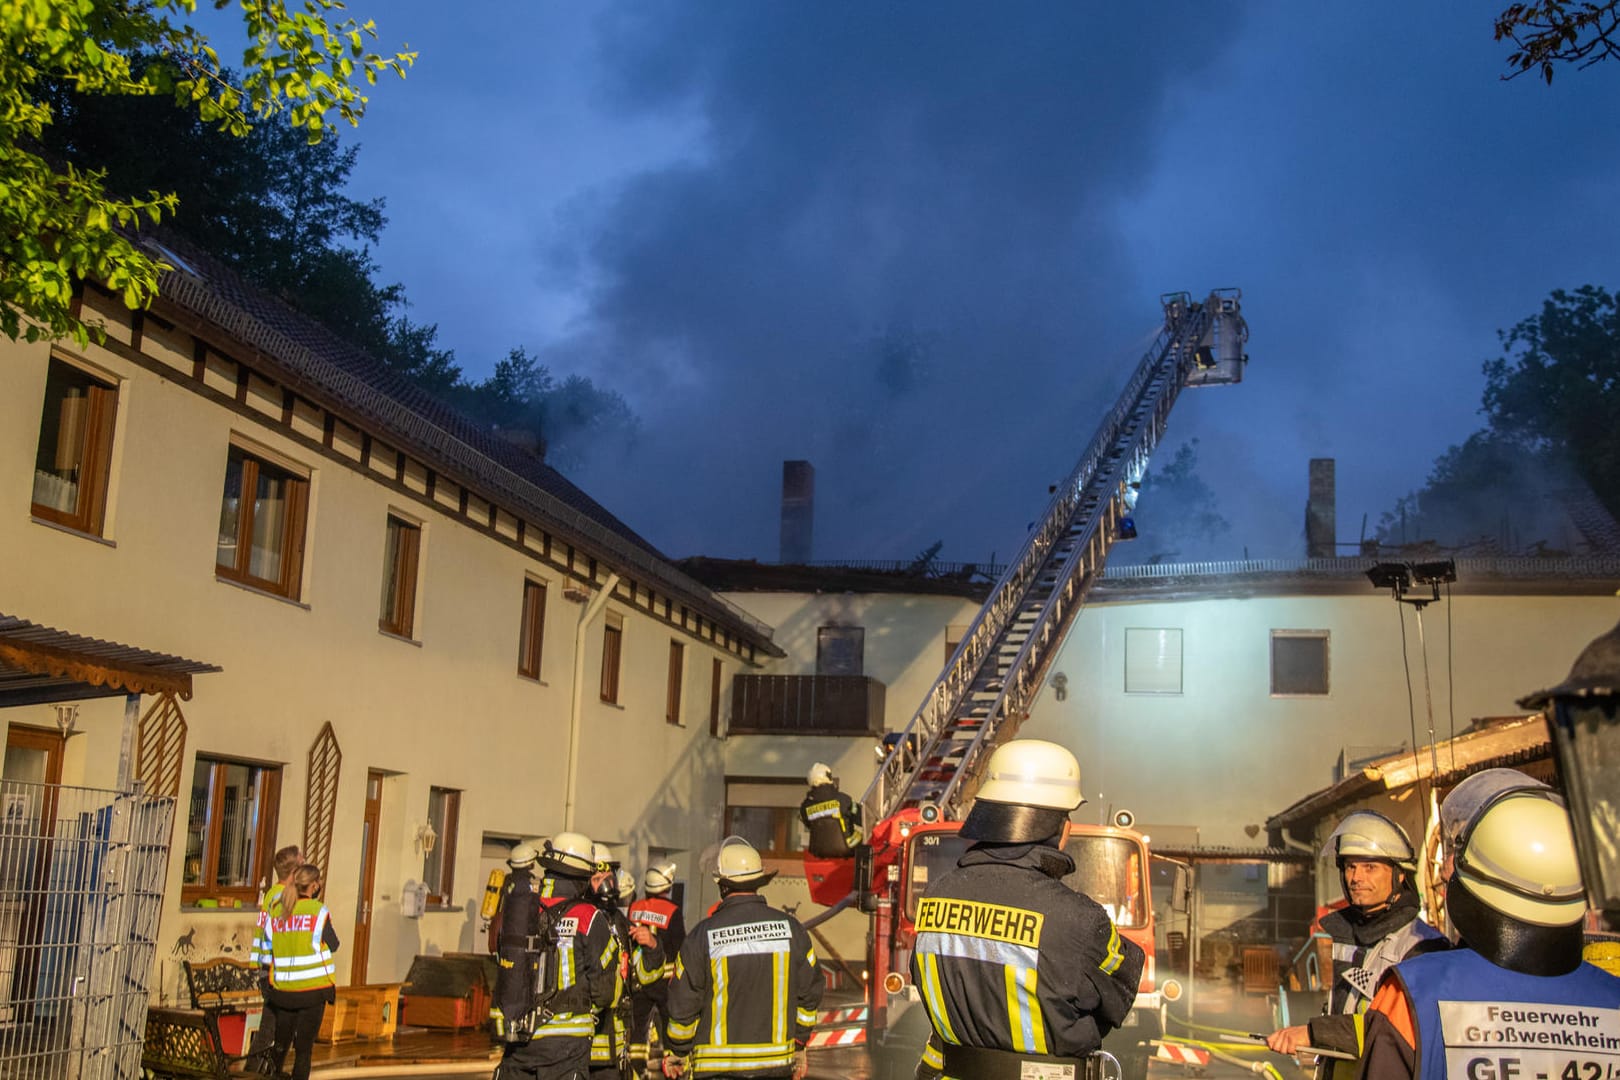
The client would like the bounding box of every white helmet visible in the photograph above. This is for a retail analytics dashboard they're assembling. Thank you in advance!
[1454,790,1587,927]
[592,842,618,872]
[507,841,540,869]
[713,835,776,888]
[541,831,596,877]
[615,869,637,904]
[644,860,678,895]
[1321,810,1417,873]
[961,740,1084,843]
[1440,768,1549,858]
[807,762,834,787]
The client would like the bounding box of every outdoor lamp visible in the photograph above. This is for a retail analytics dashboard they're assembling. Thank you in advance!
[1518,619,1620,923]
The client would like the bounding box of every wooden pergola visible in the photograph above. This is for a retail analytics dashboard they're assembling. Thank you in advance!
[0,612,218,707]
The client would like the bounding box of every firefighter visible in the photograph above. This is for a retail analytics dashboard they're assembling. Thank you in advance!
[590,860,636,1079]
[629,861,684,1078]
[910,739,1144,1080]
[497,831,619,1080]
[491,841,545,1044]
[798,762,861,858]
[663,837,822,1079]
[1358,787,1620,1079]
[1265,811,1447,1076]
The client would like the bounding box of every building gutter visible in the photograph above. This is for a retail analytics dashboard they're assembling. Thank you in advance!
[565,574,619,831]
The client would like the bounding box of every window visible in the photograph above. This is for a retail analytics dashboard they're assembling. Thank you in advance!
[665,640,685,725]
[709,658,724,737]
[600,612,623,704]
[724,780,808,859]
[518,579,547,679]
[422,786,461,906]
[32,357,117,535]
[216,445,309,599]
[378,515,421,637]
[1272,631,1330,696]
[1124,628,1182,694]
[183,756,281,904]
[816,626,864,676]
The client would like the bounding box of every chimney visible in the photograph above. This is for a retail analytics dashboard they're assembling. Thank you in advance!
[780,461,814,564]
[1306,458,1336,558]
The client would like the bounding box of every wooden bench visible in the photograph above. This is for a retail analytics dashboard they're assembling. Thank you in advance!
[137,958,277,1077]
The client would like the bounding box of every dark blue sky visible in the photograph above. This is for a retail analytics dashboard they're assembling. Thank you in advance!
[220,4,1620,565]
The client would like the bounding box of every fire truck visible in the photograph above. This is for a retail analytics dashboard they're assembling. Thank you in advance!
[805,289,1247,1079]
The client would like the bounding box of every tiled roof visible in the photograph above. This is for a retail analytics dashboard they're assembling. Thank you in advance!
[140,235,780,654]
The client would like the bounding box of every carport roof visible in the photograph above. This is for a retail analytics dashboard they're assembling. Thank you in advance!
[0,613,220,705]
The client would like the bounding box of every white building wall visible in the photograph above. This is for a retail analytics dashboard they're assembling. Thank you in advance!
[0,319,747,1001]
[1022,591,1616,847]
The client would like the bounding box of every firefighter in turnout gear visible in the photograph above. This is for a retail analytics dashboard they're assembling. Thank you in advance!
[492,840,545,1038]
[590,857,636,1079]
[1265,810,1447,1077]
[496,832,619,1080]
[663,837,822,1079]
[910,739,1144,1080]
[798,762,861,858]
[1358,788,1620,1080]
[629,861,683,1078]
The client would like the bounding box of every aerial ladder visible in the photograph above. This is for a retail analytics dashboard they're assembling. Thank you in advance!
[853,288,1249,850]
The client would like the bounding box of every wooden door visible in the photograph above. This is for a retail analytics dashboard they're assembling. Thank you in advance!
[1,725,65,1019]
[350,770,383,982]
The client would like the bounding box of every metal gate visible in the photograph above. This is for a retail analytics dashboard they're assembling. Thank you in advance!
[0,780,173,1080]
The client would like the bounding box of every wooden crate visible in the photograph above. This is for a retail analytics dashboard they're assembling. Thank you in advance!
[350,983,402,1040]
[316,995,358,1044]
[401,992,483,1031]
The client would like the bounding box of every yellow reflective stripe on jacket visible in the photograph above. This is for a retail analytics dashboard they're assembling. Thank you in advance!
[917,952,960,1045]
[530,1015,595,1039]
[668,1014,700,1041]
[267,900,334,990]
[709,956,728,1046]
[921,1039,944,1070]
[1002,963,1046,1052]
[690,1041,796,1072]
[1099,923,1124,976]
[771,950,788,1046]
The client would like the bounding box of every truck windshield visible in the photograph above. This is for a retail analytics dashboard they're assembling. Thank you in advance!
[1062,835,1147,928]
[903,830,1146,929]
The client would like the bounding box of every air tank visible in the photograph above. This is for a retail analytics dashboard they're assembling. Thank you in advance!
[1185,287,1247,386]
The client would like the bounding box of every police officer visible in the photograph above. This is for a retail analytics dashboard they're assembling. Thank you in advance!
[911,739,1143,1080]
[498,831,619,1080]
[1358,788,1620,1079]
[1266,811,1447,1076]
[664,837,822,1079]
[629,861,684,1078]
[798,763,861,858]
[492,841,545,1041]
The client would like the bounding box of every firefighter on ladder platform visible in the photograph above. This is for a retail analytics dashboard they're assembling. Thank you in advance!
[628,861,685,1078]
[799,763,861,858]
[910,739,1144,1080]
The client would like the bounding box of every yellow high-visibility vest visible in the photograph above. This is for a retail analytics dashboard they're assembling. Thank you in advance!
[268,898,335,991]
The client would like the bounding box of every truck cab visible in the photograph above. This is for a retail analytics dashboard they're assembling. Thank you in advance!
[868,818,1167,1080]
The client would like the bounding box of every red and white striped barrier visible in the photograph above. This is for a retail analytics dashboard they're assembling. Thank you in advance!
[1154,1041,1212,1066]
[806,1025,866,1049]
[816,1005,868,1026]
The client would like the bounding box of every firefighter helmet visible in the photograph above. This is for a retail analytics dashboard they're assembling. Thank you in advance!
[713,835,776,888]
[1453,789,1586,927]
[1439,768,1549,858]
[507,841,539,869]
[807,762,834,787]
[961,739,1085,844]
[615,869,636,904]
[592,842,619,873]
[541,831,596,877]
[1321,810,1417,873]
[644,860,678,895]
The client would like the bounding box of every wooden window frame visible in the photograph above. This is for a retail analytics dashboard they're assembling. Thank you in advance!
[181,756,282,906]
[665,640,685,726]
[423,786,461,907]
[31,356,118,536]
[1271,630,1331,697]
[378,514,422,638]
[518,579,547,680]
[600,613,623,704]
[215,444,310,600]
[709,658,724,737]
